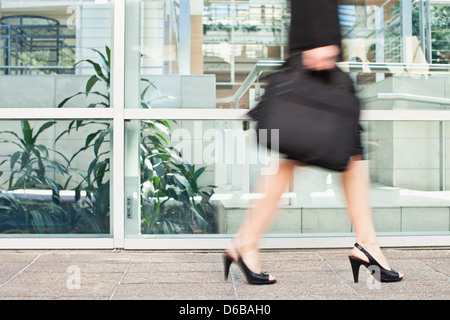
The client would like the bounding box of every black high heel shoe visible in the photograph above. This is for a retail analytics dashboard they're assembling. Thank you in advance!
[348,242,403,283]
[223,252,276,285]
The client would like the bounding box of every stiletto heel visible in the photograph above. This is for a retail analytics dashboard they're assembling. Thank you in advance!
[348,242,403,283]
[348,255,366,283]
[223,254,234,281]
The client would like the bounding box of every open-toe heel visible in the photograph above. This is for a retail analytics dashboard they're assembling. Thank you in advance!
[348,242,403,283]
[236,255,276,285]
[223,240,276,285]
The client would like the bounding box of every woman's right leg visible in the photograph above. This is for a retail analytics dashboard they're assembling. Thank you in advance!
[342,156,403,279]
[225,159,297,277]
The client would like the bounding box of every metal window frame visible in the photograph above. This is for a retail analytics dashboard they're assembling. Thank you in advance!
[0,0,449,250]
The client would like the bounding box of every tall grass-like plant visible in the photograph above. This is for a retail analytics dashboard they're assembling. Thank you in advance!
[0,47,114,234]
[58,46,217,235]
[56,47,112,233]
[140,120,217,234]
[57,47,111,109]
[0,121,63,190]
[0,120,104,233]
[0,120,66,233]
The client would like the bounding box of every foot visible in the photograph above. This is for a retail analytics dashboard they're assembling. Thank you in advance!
[225,238,275,281]
[351,242,404,279]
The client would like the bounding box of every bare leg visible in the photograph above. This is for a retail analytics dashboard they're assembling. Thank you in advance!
[342,156,403,277]
[226,159,297,278]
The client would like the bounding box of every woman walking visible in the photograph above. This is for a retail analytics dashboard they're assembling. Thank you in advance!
[223,0,404,285]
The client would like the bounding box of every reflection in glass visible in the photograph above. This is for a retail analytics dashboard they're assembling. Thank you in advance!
[139,119,218,234]
[127,119,450,236]
[0,120,111,234]
[0,0,112,108]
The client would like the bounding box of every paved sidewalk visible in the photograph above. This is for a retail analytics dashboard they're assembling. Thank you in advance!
[0,248,448,300]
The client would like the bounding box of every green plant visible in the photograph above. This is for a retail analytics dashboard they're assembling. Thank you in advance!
[140,120,217,234]
[56,46,112,232]
[0,120,65,190]
[0,195,64,234]
[0,120,66,233]
[58,47,111,109]
[430,6,450,63]
[0,47,114,234]
[58,46,217,235]
[0,120,105,233]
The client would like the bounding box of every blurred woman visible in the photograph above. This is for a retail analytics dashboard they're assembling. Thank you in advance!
[223,0,403,285]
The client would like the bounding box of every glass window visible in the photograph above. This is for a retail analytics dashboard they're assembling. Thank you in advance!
[0,0,448,246]
[0,119,111,235]
[123,0,450,242]
[0,0,112,108]
[0,0,113,237]
[124,119,450,237]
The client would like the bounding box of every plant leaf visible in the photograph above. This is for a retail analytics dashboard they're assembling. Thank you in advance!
[85,59,109,84]
[86,75,100,96]
[33,121,56,143]
[21,121,33,145]
[57,92,84,108]
[94,131,109,157]
[193,166,206,181]
[85,130,102,148]
[10,151,21,170]
[90,47,110,76]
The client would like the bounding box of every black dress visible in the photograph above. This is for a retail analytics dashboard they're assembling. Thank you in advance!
[289,0,342,53]
[288,0,363,157]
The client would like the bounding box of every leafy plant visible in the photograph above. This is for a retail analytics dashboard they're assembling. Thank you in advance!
[58,47,111,109]
[0,195,64,234]
[0,47,113,234]
[140,120,217,234]
[57,45,217,235]
[0,120,65,190]
[55,46,113,232]
[0,120,105,233]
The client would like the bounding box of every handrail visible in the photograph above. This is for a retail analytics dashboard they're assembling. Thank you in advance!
[216,60,283,107]
[339,62,450,74]
[377,93,450,105]
[217,60,450,108]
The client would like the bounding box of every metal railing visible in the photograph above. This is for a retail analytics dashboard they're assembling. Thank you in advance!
[378,93,450,105]
[217,60,450,108]
[217,59,450,190]
[0,17,76,75]
[216,60,282,108]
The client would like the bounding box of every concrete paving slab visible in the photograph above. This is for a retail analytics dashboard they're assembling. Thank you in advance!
[0,248,448,301]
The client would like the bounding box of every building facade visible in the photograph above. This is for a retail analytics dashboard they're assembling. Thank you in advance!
[0,0,449,249]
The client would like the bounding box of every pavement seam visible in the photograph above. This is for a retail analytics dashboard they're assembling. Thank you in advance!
[0,253,41,289]
[419,259,450,281]
[108,254,134,300]
[315,252,366,300]
[230,268,240,299]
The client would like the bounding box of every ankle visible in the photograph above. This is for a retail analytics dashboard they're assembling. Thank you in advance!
[355,239,379,250]
[234,234,259,251]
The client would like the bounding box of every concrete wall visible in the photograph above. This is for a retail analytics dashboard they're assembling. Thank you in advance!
[0,75,93,108]
[358,75,450,191]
